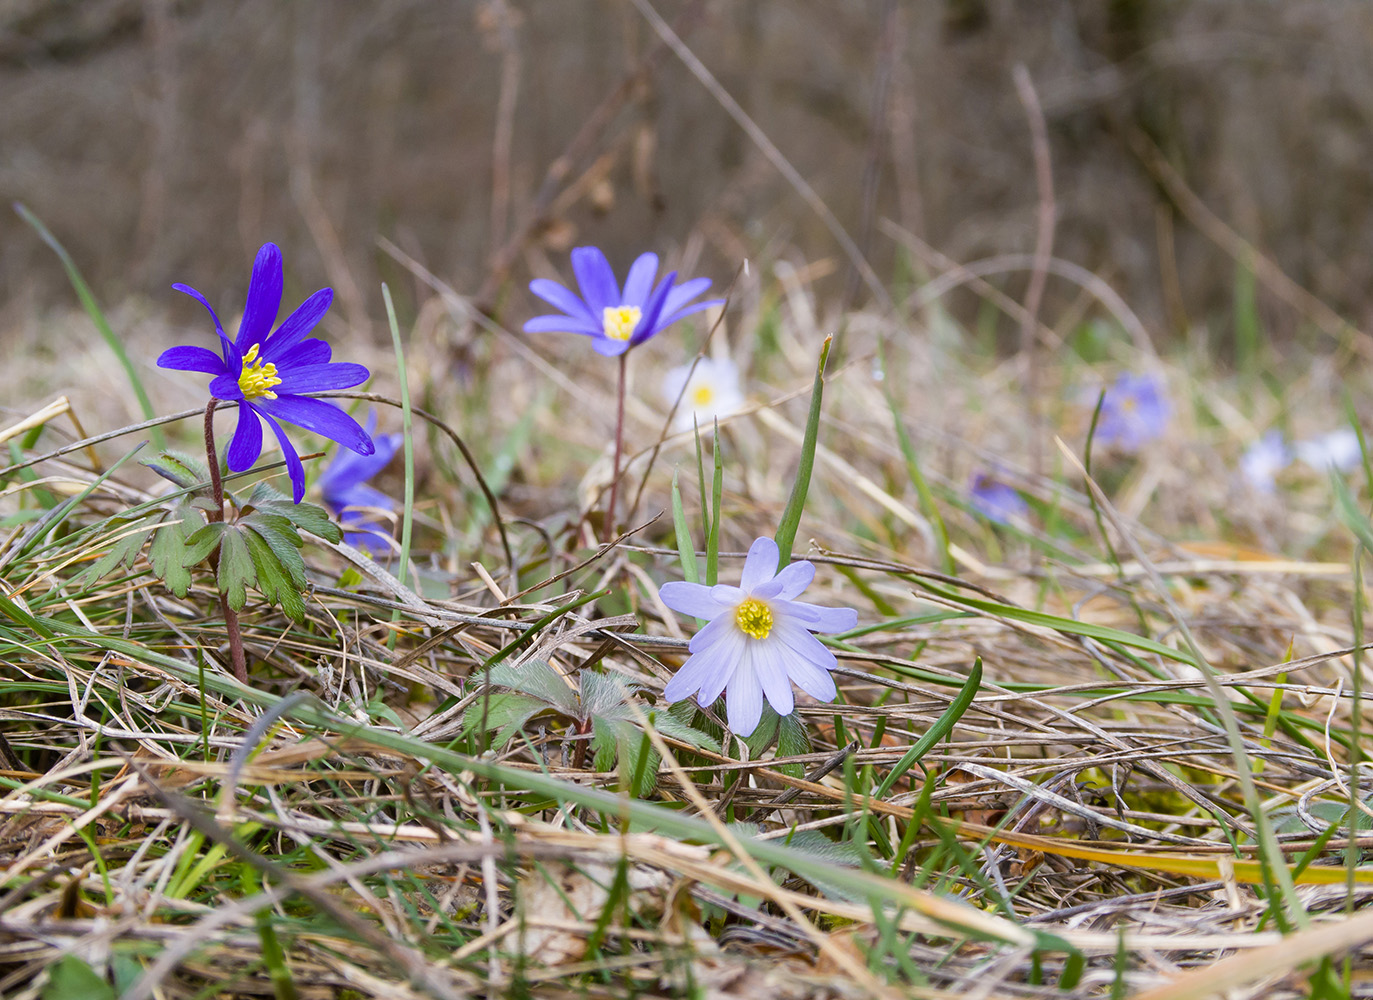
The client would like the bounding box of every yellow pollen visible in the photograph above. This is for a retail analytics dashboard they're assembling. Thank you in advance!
[602,305,642,341]
[691,384,715,407]
[238,343,282,400]
[735,598,773,640]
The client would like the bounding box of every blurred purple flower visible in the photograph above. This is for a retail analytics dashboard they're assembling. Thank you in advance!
[658,536,858,736]
[1240,430,1292,493]
[1093,372,1169,452]
[1296,428,1362,473]
[524,247,723,357]
[970,473,1028,524]
[157,242,373,503]
[317,411,403,554]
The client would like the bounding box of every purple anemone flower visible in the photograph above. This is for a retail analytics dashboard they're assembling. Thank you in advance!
[1093,372,1169,452]
[317,411,403,554]
[524,246,723,357]
[157,242,374,503]
[1240,430,1292,493]
[658,536,858,736]
[970,473,1028,524]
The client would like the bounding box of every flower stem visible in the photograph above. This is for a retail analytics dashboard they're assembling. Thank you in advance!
[203,400,248,685]
[604,353,628,544]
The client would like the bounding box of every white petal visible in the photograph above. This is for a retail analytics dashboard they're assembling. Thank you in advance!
[697,626,744,706]
[726,657,764,735]
[772,623,839,702]
[779,599,858,633]
[663,645,733,703]
[739,537,779,592]
[771,560,815,601]
[752,639,794,717]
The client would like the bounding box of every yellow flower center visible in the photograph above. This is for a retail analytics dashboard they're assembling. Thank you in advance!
[238,343,282,400]
[602,305,642,341]
[735,598,773,640]
[691,384,716,407]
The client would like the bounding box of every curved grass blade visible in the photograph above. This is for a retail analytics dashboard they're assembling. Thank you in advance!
[774,335,831,569]
[875,656,981,798]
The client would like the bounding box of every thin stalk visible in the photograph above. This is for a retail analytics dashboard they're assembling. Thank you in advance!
[604,353,628,544]
[203,400,248,684]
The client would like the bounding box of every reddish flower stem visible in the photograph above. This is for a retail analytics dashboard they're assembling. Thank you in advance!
[203,400,248,684]
[604,353,628,544]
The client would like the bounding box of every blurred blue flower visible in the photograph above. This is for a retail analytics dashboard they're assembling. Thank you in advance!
[524,247,722,357]
[1296,428,1362,473]
[1093,372,1169,452]
[317,411,403,554]
[1240,430,1292,493]
[970,473,1028,524]
[658,536,857,736]
[158,242,374,503]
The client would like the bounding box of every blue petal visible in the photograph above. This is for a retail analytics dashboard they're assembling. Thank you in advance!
[529,278,595,323]
[630,271,676,346]
[257,395,375,455]
[174,283,235,361]
[661,296,724,329]
[265,288,333,356]
[238,243,284,349]
[258,409,307,503]
[274,362,371,394]
[571,247,619,314]
[271,338,332,369]
[157,345,228,375]
[659,581,732,620]
[590,336,630,357]
[739,537,779,592]
[660,276,714,318]
[523,315,601,336]
[210,374,246,401]
[225,405,264,472]
[621,253,659,308]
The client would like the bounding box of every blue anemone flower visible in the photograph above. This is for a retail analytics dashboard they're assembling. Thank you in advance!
[658,537,858,736]
[1094,372,1169,452]
[157,242,374,503]
[317,411,403,554]
[970,473,1028,524]
[524,246,723,357]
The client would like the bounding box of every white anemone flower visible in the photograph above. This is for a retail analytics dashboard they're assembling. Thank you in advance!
[658,537,858,735]
[1295,428,1362,473]
[661,357,745,433]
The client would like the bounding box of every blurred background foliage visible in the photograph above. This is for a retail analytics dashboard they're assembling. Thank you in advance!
[2,0,1372,347]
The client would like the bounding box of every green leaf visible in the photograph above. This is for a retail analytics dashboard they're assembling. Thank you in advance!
[486,660,581,716]
[670,468,699,585]
[775,335,831,569]
[875,657,981,798]
[147,501,200,597]
[243,528,306,622]
[249,486,342,542]
[591,719,619,774]
[241,513,308,588]
[43,954,115,1000]
[775,710,813,780]
[180,522,228,567]
[142,450,210,492]
[216,527,256,612]
[81,516,154,583]
[743,704,781,759]
[461,692,552,747]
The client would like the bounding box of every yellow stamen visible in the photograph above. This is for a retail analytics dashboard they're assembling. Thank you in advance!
[602,305,642,341]
[735,598,773,640]
[691,384,715,407]
[238,343,283,400]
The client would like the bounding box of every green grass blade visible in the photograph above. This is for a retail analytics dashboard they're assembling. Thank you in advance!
[774,335,831,569]
[875,657,981,798]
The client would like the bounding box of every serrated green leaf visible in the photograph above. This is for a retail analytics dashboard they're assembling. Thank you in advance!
[650,709,722,755]
[591,720,618,774]
[243,528,306,622]
[250,489,342,542]
[82,517,154,583]
[42,954,115,1000]
[216,527,256,612]
[461,692,552,747]
[486,660,580,716]
[180,522,228,567]
[774,710,813,780]
[147,501,199,597]
[241,513,308,588]
[141,450,210,492]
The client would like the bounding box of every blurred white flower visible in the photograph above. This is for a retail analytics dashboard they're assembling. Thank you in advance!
[661,357,744,433]
[1295,428,1362,473]
[1240,430,1291,493]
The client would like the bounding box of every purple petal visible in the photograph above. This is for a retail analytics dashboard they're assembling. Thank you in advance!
[264,288,333,356]
[523,315,602,336]
[725,658,764,735]
[686,611,738,655]
[271,338,332,369]
[629,272,675,346]
[739,537,779,593]
[158,345,229,375]
[225,405,264,472]
[331,482,394,515]
[529,278,596,323]
[274,361,371,394]
[590,336,630,357]
[658,580,732,620]
[660,277,714,319]
[174,283,235,360]
[621,253,659,308]
[570,247,619,314]
[752,641,794,717]
[256,396,375,455]
[258,409,307,503]
[661,296,725,329]
[697,625,744,706]
[772,623,838,701]
[772,560,815,601]
[209,374,246,401]
[238,243,283,349]
[779,599,858,633]
[663,640,733,704]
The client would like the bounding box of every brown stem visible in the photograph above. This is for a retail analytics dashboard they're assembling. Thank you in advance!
[603,354,627,545]
[203,400,248,685]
